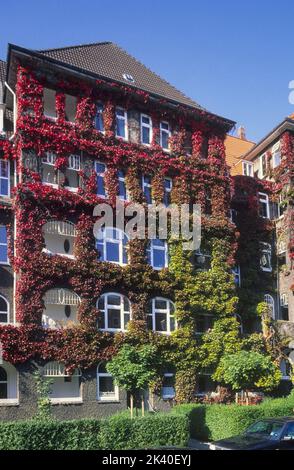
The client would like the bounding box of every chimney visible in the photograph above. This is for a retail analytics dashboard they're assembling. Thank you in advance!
[237,126,246,140]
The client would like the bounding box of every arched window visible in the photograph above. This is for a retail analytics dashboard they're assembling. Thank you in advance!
[0,295,9,323]
[147,239,168,270]
[43,362,81,403]
[42,220,77,258]
[96,227,128,265]
[0,361,18,403]
[42,288,80,329]
[97,362,119,401]
[97,293,131,331]
[264,294,275,318]
[147,298,176,334]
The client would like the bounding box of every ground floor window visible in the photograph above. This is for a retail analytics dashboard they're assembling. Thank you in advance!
[43,362,81,403]
[162,373,175,399]
[0,361,18,403]
[97,363,119,401]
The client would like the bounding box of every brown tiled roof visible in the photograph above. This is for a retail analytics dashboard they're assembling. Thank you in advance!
[225,135,255,175]
[38,42,205,110]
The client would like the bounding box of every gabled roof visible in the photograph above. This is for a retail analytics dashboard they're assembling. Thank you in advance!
[37,42,204,110]
[225,134,255,174]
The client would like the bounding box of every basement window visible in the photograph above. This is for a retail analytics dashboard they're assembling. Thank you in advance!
[43,88,57,120]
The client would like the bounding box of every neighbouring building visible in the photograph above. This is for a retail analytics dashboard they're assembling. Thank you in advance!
[0,42,291,420]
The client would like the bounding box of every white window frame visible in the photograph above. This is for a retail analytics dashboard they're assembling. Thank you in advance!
[163,177,172,206]
[264,294,275,318]
[43,362,82,404]
[162,373,175,399]
[147,239,168,270]
[0,225,8,265]
[115,107,128,140]
[0,361,19,405]
[242,161,253,177]
[140,114,152,146]
[272,142,281,169]
[160,121,171,150]
[96,227,128,265]
[97,363,119,402]
[97,292,131,332]
[43,88,57,120]
[258,192,269,219]
[94,103,104,133]
[142,175,153,204]
[232,265,241,286]
[259,153,267,178]
[260,242,272,272]
[0,294,9,324]
[280,293,288,307]
[68,154,81,171]
[95,161,107,198]
[147,297,176,335]
[42,152,57,187]
[118,170,129,201]
[0,159,10,197]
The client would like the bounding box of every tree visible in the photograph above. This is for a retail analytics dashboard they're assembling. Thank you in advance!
[213,350,282,396]
[106,344,160,418]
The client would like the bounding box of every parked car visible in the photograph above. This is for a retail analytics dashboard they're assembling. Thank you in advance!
[209,417,294,450]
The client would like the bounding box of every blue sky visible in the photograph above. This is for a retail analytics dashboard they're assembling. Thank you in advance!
[0,0,293,142]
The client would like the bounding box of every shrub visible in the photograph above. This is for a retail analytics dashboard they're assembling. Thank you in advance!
[0,419,101,450]
[100,414,189,450]
[173,394,294,441]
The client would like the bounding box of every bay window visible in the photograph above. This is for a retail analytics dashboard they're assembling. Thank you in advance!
[147,239,168,269]
[147,298,176,334]
[96,227,128,265]
[160,122,171,150]
[141,114,152,145]
[97,363,119,401]
[0,225,8,264]
[97,293,131,331]
[0,159,9,197]
[116,107,128,139]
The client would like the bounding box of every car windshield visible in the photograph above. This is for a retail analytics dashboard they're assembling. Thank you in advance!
[245,420,284,440]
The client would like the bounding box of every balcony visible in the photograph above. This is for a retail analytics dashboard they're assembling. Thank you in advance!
[42,220,76,258]
[42,288,80,329]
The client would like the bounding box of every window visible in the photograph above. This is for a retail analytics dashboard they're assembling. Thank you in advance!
[160,122,171,150]
[147,239,168,270]
[97,363,119,401]
[272,142,281,169]
[264,294,275,318]
[230,209,238,224]
[242,161,253,177]
[116,108,128,139]
[94,103,104,132]
[258,192,269,218]
[64,154,80,189]
[65,94,77,122]
[280,293,288,307]
[0,159,9,197]
[43,362,81,403]
[97,293,131,331]
[259,154,267,178]
[0,361,18,403]
[162,373,175,399]
[43,88,56,120]
[194,249,211,271]
[0,295,9,323]
[140,114,152,145]
[280,360,291,380]
[195,315,214,336]
[42,220,77,258]
[42,288,80,329]
[118,170,129,201]
[147,298,176,334]
[163,178,172,206]
[96,227,128,265]
[142,175,152,204]
[42,152,57,185]
[280,293,289,321]
[95,161,107,197]
[260,242,272,272]
[232,265,241,286]
[196,373,216,395]
[278,195,285,218]
[205,188,212,215]
[0,226,8,264]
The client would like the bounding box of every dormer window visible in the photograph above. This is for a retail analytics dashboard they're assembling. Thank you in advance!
[141,114,152,145]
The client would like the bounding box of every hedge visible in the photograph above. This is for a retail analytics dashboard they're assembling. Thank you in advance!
[99,414,189,450]
[0,414,189,450]
[173,395,294,441]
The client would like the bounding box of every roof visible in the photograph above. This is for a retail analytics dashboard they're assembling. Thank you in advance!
[37,42,204,110]
[224,134,255,174]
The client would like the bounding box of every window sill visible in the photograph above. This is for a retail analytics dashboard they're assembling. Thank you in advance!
[0,399,19,407]
[50,398,83,405]
[97,399,120,403]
